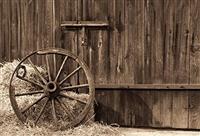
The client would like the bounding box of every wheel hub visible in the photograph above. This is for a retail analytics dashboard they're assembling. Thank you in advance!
[45,81,60,98]
[47,82,57,92]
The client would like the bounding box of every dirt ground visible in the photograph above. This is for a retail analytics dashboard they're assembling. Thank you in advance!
[119,127,200,136]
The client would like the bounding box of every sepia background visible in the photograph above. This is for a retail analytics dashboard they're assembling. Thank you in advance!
[1,0,200,129]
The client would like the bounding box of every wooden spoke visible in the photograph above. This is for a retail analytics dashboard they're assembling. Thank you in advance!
[51,99,57,123]
[53,54,57,79]
[55,56,68,82]
[61,84,89,91]
[46,55,52,81]
[56,98,75,120]
[22,95,46,113]
[15,90,44,97]
[59,92,87,104]
[35,98,49,125]
[28,58,47,84]
[17,76,44,88]
[59,66,82,85]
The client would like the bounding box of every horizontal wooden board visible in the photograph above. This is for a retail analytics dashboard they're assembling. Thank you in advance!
[96,84,200,90]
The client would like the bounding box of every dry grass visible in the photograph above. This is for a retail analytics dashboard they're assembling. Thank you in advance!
[0,60,123,136]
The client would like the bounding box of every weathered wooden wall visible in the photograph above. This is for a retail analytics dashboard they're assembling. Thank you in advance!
[0,0,54,62]
[2,0,200,129]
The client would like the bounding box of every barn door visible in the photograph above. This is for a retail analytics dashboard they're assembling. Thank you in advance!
[55,0,109,85]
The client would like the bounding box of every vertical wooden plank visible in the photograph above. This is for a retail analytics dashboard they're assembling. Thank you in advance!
[99,0,125,84]
[37,0,44,64]
[108,0,116,84]
[163,0,174,83]
[1,0,4,61]
[134,91,153,127]
[85,0,109,123]
[152,92,162,127]
[77,0,90,86]
[52,0,56,48]
[190,0,200,84]
[36,0,40,52]
[103,0,117,124]
[53,0,62,49]
[173,0,190,84]
[189,0,200,129]
[108,0,125,125]
[124,0,134,84]
[113,0,125,126]
[45,0,53,48]
[171,0,190,128]
[144,0,164,84]
[34,0,39,64]
[115,0,125,84]
[188,91,200,129]
[96,1,109,83]
[144,0,164,127]
[131,0,145,84]
[80,0,109,84]
[143,0,158,127]
[123,0,149,127]
[153,0,164,84]
[0,0,3,62]
[36,0,42,51]
[152,0,170,128]
[108,90,121,125]
[160,0,175,128]
[106,0,121,125]
[16,0,22,59]
[144,0,151,84]
[60,0,78,51]
[10,0,17,59]
[58,0,78,86]
[4,0,11,61]
[172,91,189,128]
[25,0,35,61]
[51,0,61,77]
[33,0,37,53]
[138,0,154,127]
[20,0,27,58]
[160,92,173,127]
[95,90,107,123]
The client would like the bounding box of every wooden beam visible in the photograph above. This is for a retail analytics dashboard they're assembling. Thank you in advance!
[95,84,200,90]
[60,21,109,27]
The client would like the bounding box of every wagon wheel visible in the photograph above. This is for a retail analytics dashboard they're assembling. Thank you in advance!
[9,48,95,129]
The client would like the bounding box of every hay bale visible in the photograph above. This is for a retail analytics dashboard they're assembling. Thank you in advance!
[0,60,43,91]
[0,60,94,127]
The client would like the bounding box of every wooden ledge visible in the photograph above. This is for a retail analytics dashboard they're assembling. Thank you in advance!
[61,21,109,27]
[95,84,200,90]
